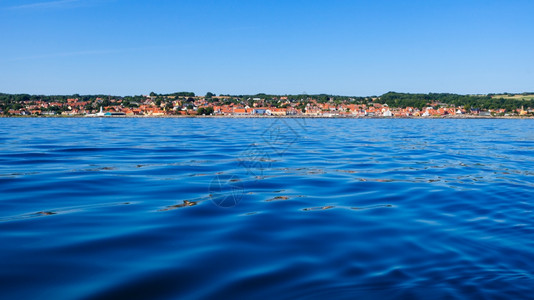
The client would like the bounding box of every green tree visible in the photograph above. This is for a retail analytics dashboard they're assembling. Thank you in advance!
[165,102,173,111]
[196,107,214,115]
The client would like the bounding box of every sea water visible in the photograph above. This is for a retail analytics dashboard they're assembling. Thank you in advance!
[0,118,533,299]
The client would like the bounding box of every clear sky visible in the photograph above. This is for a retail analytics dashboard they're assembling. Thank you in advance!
[1,0,533,96]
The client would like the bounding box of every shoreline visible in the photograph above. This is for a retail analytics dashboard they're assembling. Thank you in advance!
[1,115,533,119]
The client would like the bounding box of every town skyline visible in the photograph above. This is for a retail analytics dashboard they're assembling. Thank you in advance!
[2,91,533,117]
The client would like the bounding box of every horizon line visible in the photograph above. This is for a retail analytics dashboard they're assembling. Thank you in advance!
[2,91,534,98]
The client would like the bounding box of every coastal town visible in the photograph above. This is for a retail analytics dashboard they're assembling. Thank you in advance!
[1,92,533,117]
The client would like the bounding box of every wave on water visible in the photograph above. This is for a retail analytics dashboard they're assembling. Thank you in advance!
[0,118,533,299]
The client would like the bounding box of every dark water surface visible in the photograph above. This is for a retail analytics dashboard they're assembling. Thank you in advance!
[1,118,533,299]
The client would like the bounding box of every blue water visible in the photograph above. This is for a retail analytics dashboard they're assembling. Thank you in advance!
[1,118,533,299]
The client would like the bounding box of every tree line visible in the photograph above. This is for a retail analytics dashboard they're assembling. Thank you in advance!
[1,91,532,113]
[376,92,533,111]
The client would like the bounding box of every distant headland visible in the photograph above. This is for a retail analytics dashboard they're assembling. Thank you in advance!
[1,92,533,118]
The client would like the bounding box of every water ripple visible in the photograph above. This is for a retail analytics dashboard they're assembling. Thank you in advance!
[0,118,533,299]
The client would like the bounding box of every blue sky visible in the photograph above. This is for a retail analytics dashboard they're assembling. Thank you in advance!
[1,0,533,96]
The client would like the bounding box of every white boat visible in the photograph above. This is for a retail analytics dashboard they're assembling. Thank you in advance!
[85,106,105,117]
[96,106,105,117]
